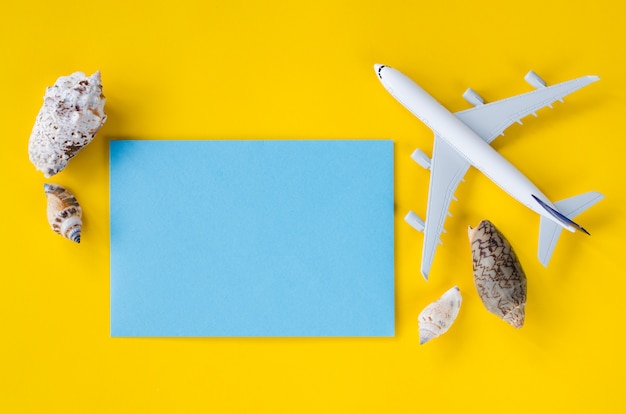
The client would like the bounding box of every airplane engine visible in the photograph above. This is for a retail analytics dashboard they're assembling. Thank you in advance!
[405,211,425,232]
[411,148,431,170]
[462,88,485,106]
[524,70,547,89]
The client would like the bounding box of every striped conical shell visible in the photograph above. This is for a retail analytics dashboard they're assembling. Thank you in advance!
[44,184,82,243]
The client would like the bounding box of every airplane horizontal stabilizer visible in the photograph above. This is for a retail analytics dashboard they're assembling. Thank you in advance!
[532,195,590,235]
[536,192,604,266]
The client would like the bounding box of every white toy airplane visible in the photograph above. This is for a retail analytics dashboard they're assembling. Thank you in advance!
[374,64,604,280]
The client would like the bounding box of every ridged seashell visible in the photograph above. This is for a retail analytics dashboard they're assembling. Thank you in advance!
[28,71,107,178]
[44,184,82,243]
[468,220,527,328]
[418,286,462,344]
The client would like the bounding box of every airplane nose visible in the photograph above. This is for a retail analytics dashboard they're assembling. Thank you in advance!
[374,64,386,79]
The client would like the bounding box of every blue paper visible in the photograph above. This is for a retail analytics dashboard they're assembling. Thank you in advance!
[110,140,394,337]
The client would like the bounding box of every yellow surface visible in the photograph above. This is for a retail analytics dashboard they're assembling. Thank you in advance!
[2,0,625,412]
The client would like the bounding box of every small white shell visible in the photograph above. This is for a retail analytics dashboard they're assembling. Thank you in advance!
[28,71,107,178]
[418,286,462,345]
[44,184,82,243]
[468,220,527,328]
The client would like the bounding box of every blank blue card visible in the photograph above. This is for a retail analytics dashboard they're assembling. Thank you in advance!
[110,140,394,337]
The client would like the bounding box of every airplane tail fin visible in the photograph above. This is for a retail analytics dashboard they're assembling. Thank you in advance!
[537,192,604,266]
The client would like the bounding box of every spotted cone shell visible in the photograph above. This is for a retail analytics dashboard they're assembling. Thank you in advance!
[468,220,526,328]
[44,184,82,243]
[418,286,462,345]
[28,71,107,178]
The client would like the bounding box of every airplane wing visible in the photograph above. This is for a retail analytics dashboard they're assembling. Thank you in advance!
[420,135,470,279]
[454,75,599,144]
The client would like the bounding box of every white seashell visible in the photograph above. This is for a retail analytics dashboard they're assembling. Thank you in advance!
[28,71,107,178]
[418,286,462,344]
[468,220,527,328]
[44,184,83,243]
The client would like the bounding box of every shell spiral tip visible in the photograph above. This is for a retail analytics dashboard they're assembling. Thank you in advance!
[69,231,81,244]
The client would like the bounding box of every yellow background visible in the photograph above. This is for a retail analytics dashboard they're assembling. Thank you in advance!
[2,0,625,412]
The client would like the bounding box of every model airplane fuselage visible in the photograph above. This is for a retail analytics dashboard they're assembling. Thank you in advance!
[375,64,603,279]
